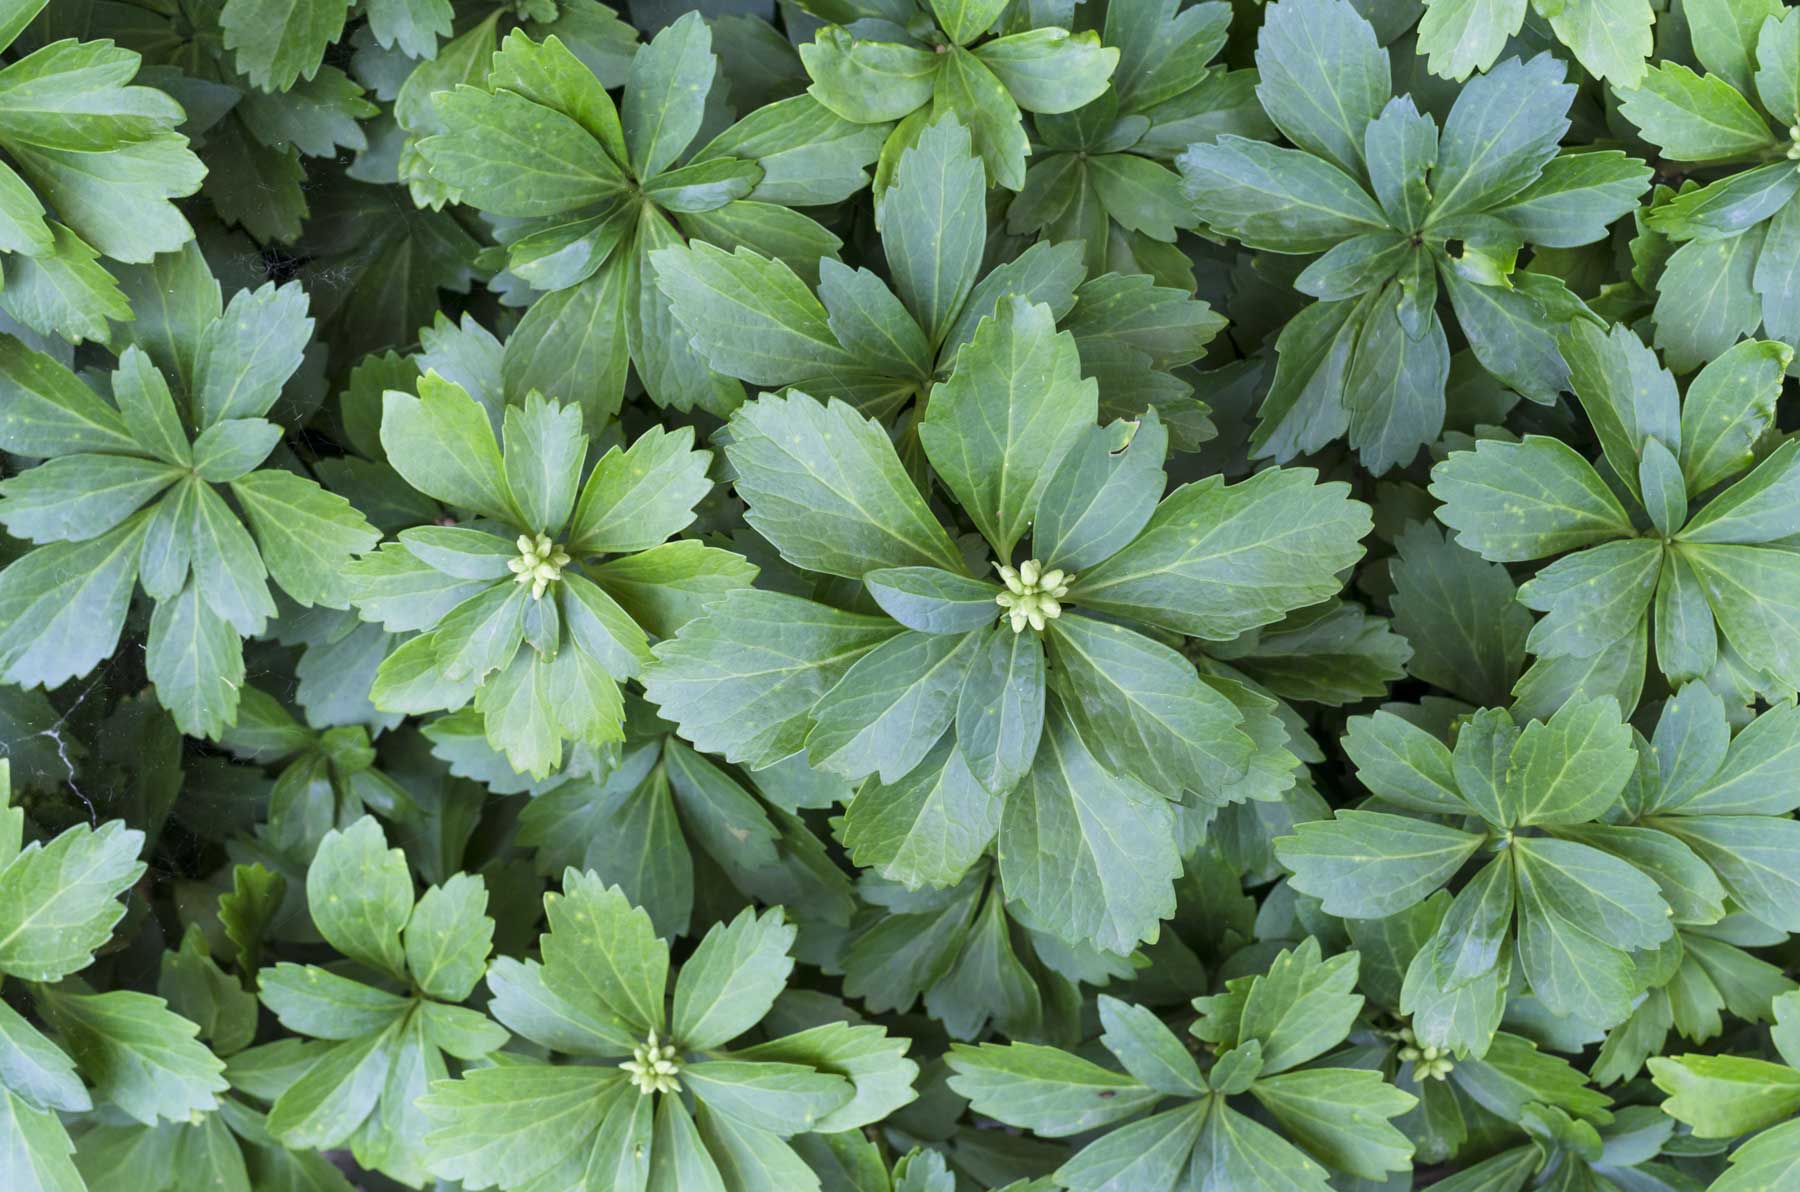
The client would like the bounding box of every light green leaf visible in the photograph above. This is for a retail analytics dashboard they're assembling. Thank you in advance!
[404,873,494,1003]
[305,816,413,980]
[1618,62,1777,162]
[672,908,794,1050]
[35,988,225,1126]
[623,12,714,179]
[539,870,667,1042]
[877,115,985,347]
[945,1041,1160,1137]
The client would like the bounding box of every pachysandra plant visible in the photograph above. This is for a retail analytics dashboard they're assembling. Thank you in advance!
[1278,696,1676,1041]
[50,0,381,245]
[647,293,1369,954]
[1181,0,1649,473]
[1617,4,1800,370]
[7,1,1800,1188]
[948,940,1417,1190]
[238,816,506,1186]
[0,3,205,344]
[1006,0,1274,285]
[0,245,379,738]
[1650,989,1800,1192]
[347,373,751,777]
[417,16,881,423]
[1416,0,1657,86]
[1431,322,1798,711]
[512,693,856,939]
[656,113,1226,441]
[219,686,416,859]
[416,873,917,1190]
[795,0,1118,191]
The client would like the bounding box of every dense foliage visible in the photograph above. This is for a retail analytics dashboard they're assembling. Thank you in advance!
[3,0,1800,1188]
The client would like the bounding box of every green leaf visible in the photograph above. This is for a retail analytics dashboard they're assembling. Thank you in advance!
[0,222,131,346]
[997,700,1181,953]
[305,816,413,980]
[1191,1101,1332,1192]
[231,470,380,610]
[800,28,939,125]
[218,0,344,90]
[1055,1103,1207,1192]
[1654,228,1767,374]
[1250,1068,1417,1179]
[486,957,636,1057]
[841,736,1001,889]
[0,998,86,1112]
[652,242,853,387]
[1277,810,1484,918]
[258,964,410,1040]
[1417,0,1528,82]
[1032,413,1168,575]
[1756,7,1800,124]
[954,623,1047,797]
[380,375,517,524]
[1505,696,1638,825]
[0,815,143,982]
[0,336,138,458]
[1096,995,1204,1096]
[1682,543,1800,689]
[1179,136,1389,253]
[0,454,181,546]
[193,281,312,429]
[1046,613,1252,802]
[1073,465,1371,639]
[1429,53,1573,221]
[945,1041,1160,1136]
[1656,814,1800,931]
[0,511,148,689]
[501,394,585,537]
[671,907,794,1050]
[1679,699,1800,815]
[1689,0,1784,97]
[1430,436,1635,562]
[806,629,983,783]
[726,391,963,579]
[404,873,493,1003]
[567,423,712,556]
[0,1086,82,1192]
[920,297,1096,557]
[1618,63,1777,162]
[540,870,667,1043]
[623,12,714,179]
[1253,0,1390,177]
[1649,1053,1800,1137]
[424,87,626,217]
[145,573,244,739]
[645,589,898,769]
[36,988,225,1126]
[1679,338,1791,495]
[877,116,985,347]
[419,1064,624,1191]
[863,568,1000,635]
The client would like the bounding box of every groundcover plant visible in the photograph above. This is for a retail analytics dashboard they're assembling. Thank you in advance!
[5,0,1800,1187]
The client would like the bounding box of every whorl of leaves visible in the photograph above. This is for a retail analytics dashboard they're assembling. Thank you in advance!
[0,0,1798,1189]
